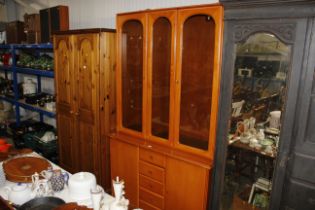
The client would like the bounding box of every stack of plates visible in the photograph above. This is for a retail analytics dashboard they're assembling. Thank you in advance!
[0,163,6,187]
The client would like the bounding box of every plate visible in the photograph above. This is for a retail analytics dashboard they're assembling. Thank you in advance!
[265,127,280,135]
[260,139,274,146]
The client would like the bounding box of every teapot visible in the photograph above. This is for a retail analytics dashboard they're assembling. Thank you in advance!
[4,183,32,205]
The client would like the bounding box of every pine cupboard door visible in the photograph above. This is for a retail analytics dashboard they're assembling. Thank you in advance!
[99,32,116,190]
[165,157,209,210]
[54,35,78,173]
[116,13,148,138]
[73,33,100,176]
[147,10,176,145]
[174,6,223,158]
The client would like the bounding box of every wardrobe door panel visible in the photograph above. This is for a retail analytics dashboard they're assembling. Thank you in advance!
[54,35,77,173]
[74,33,100,174]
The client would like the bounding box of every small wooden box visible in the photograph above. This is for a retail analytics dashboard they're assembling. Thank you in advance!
[5,21,26,44]
[24,13,40,32]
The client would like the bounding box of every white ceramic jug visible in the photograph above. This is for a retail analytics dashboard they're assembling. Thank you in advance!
[269,111,281,130]
[23,79,37,95]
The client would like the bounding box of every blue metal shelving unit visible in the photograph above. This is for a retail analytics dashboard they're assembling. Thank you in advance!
[0,43,55,125]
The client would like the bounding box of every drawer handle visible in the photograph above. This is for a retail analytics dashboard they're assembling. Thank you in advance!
[149,155,153,160]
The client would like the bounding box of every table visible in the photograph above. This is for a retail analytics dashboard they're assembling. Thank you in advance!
[228,140,276,180]
[0,152,115,208]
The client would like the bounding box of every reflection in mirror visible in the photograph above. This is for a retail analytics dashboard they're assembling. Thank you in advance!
[221,33,291,210]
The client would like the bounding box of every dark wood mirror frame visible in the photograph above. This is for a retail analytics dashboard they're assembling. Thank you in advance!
[211,1,315,210]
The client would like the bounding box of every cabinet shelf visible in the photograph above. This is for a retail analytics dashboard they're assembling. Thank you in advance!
[18,99,55,117]
[13,43,53,49]
[15,67,54,77]
[0,45,11,49]
[0,65,13,71]
[0,95,15,103]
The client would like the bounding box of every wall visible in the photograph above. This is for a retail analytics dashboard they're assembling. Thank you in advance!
[13,0,218,29]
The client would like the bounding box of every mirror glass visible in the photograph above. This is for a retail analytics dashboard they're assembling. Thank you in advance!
[221,33,291,210]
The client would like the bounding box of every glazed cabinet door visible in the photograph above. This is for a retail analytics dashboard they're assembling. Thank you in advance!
[54,35,78,173]
[174,6,223,157]
[116,13,147,138]
[147,10,176,144]
[110,139,139,208]
[165,157,209,210]
[73,33,100,176]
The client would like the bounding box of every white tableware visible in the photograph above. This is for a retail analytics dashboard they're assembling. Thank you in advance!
[68,172,97,201]
[23,79,37,95]
[40,167,54,180]
[269,110,281,130]
[260,139,273,146]
[4,183,32,205]
[254,143,262,150]
[91,185,103,210]
[249,138,258,148]
[240,133,251,144]
[0,163,6,187]
[256,129,265,141]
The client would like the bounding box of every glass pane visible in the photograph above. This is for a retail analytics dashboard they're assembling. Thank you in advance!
[151,17,172,140]
[179,15,215,150]
[121,20,143,132]
[222,33,291,210]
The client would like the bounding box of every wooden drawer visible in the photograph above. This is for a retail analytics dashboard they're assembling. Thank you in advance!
[139,200,161,210]
[139,161,165,183]
[139,174,164,195]
[140,148,166,168]
[139,188,164,209]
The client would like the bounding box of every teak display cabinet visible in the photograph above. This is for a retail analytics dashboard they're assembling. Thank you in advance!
[111,4,223,210]
[53,29,116,189]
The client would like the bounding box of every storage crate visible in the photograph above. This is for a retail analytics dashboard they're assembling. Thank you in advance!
[22,130,58,159]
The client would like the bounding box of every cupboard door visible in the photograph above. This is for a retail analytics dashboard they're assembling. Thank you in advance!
[73,33,100,175]
[165,158,209,210]
[147,10,176,143]
[54,35,77,173]
[117,13,147,136]
[99,32,116,190]
[110,139,139,208]
[175,6,223,156]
